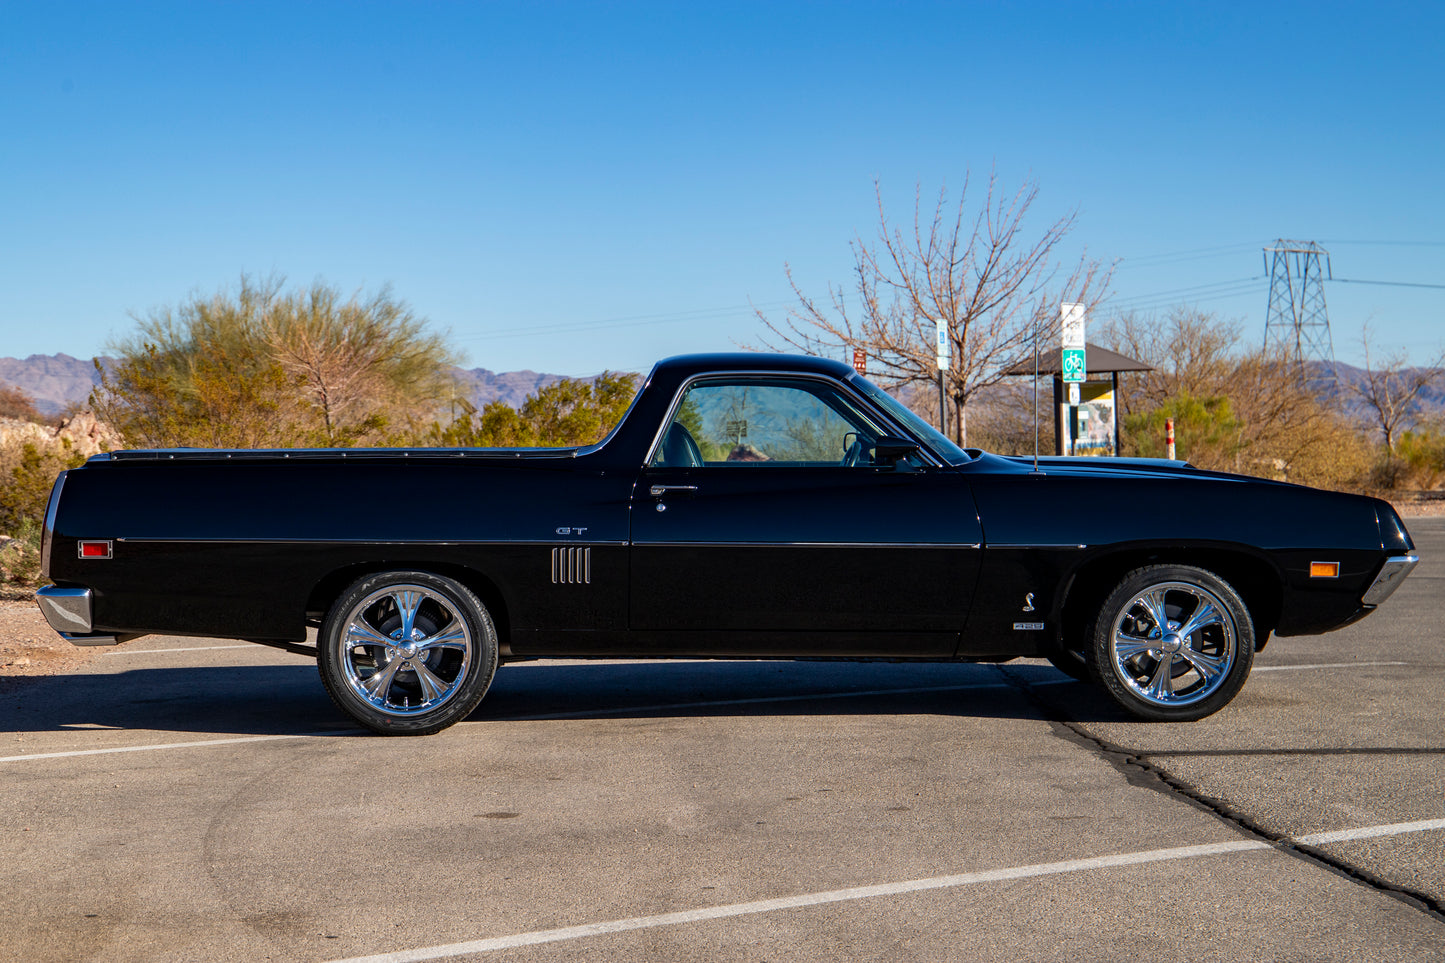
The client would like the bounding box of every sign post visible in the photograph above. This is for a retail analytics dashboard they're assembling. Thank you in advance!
[935,318,950,438]
[1060,303,1086,455]
[851,347,867,376]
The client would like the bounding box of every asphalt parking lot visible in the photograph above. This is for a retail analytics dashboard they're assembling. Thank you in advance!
[2,518,1442,962]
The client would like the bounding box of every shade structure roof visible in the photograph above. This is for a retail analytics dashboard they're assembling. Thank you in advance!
[1000,342,1153,376]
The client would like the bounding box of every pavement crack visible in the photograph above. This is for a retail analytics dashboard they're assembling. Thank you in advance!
[1138,747,1445,758]
[993,664,1445,925]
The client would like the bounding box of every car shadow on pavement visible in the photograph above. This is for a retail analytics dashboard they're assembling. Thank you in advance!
[0,659,1136,737]
[473,659,1139,725]
[0,663,339,737]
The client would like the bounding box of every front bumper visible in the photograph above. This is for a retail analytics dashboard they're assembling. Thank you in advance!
[1362,554,1420,606]
[35,586,123,646]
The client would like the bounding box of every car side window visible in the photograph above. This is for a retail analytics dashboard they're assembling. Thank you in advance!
[650,380,887,468]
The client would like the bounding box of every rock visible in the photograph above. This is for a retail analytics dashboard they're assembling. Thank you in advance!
[0,410,122,457]
[54,411,123,456]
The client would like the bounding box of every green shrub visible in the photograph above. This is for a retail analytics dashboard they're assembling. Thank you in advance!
[0,517,44,588]
[1395,427,1445,490]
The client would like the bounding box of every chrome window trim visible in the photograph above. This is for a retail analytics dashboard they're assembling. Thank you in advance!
[640,370,943,470]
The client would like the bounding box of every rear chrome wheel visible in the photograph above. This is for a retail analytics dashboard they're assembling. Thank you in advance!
[1091,565,1253,721]
[319,571,498,735]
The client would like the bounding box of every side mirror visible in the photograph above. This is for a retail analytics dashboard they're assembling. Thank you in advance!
[873,436,922,470]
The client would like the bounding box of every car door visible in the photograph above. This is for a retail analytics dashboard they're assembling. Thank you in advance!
[628,375,983,656]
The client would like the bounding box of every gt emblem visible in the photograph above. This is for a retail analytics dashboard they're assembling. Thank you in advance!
[1022,592,1036,613]
[555,527,589,536]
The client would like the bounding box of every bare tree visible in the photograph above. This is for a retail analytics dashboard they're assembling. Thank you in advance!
[1349,326,1445,454]
[1101,308,1241,420]
[1099,308,1373,488]
[264,282,458,444]
[754,173,1110,445]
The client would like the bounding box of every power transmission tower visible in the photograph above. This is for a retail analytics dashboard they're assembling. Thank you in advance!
[1262,239,1337,386]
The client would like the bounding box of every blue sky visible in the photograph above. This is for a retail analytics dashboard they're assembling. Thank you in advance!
[2,1,1441,376]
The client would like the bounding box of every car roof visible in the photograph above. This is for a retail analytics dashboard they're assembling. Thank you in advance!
[650,352,855,380]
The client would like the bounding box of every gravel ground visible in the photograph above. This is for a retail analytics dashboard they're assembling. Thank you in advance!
[0,599,97,693]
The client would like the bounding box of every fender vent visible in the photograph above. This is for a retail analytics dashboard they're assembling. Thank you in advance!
[551,547,591,584]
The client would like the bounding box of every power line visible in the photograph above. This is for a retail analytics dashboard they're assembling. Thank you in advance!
[1329,277,1445,290]
[456,297,803,342]
[1112,241,1267,271]
[1107,276,1266,308]
[1107,284,1267,316]
[1316,239,1445,247]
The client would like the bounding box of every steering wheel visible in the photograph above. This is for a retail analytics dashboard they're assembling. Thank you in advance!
[842,438,866,468]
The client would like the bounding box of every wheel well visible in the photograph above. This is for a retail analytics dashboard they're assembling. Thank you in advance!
[1058,548,1281,655]
[305,563,512,648]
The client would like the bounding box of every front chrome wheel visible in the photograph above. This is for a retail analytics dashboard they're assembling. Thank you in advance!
[1091,565,1254,722]
[1108,581,1235,708]
[319,571,498,735]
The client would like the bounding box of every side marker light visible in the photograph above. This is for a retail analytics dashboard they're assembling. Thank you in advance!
[1309,561,1340,578]
[78,540,113,559]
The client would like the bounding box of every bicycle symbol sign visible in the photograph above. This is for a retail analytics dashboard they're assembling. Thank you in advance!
[1061,347,1086,383]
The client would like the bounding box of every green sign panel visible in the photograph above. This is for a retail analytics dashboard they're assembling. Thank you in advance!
[1061,347,1087,383]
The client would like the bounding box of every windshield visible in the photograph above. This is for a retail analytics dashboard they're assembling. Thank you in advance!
[848,374,972,465]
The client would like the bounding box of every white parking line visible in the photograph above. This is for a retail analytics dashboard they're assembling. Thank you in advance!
[1294,818,1445,846]
[326,841,1272,963]
[326,816,1445,963]
[0,731,356,763]
[1254,661,1407,673]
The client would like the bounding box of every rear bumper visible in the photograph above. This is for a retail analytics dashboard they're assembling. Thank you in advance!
[35,586,123,646]
[1362,554,1419,606]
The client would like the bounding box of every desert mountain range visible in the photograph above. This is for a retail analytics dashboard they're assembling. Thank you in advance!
[1,352,1440,423]
[0,353,568,417]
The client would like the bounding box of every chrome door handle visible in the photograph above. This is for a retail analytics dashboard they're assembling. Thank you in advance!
[650,485,698,498]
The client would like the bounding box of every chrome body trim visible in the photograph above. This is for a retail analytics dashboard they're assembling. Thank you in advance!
[61,632,123,647]
[36,585,94,634]
[112,537,630,547]
[1362,554,1419,606]
[551,547,592,584]
[108,446,585,462]
[990,543,1089,550]
[40,470,67,578]
[631,541,981,549]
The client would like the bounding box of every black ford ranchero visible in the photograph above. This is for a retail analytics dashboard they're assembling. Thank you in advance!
[36,353,1418,734]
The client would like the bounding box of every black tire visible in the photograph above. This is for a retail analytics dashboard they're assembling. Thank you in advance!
[318,570,499,735]
[1089,564,1254,722]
